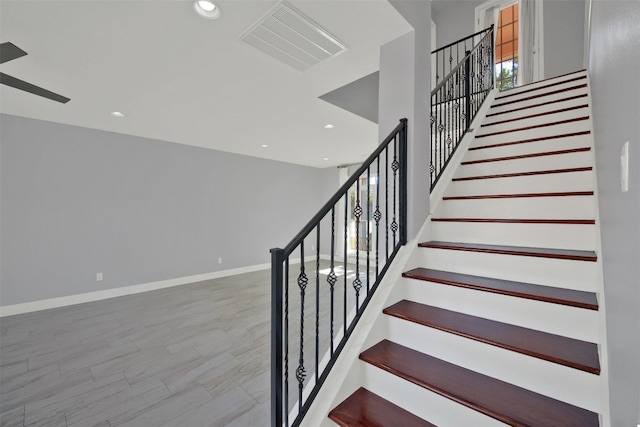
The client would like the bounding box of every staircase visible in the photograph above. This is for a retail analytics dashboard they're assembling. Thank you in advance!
[320,70,606,426]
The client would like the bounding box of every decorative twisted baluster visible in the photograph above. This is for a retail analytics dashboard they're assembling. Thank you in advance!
[374,157,381,277]
[296,244,308,409]
[327,207,336,356]
[353,178,362,307]
[391,138,399,244]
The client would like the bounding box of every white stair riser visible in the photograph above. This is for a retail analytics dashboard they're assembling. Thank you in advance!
[399,277,599,342]
[361,362,508,427]
[495,73,586,97]
[477,107,590,135]
[483,95,589,124]
[465,134,592,162]
[457,151,592,177]
[473,121,590,147]
[445,170,593,196]
[430,222,596,250]
[491,83,588,114]
[435,197,595,219]
[414,248,599,292]
[385,315,600,411]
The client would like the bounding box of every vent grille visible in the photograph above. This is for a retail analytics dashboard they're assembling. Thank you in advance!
[240,2,347,71]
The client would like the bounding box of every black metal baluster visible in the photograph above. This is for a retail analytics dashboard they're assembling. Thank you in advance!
[384,146,389,261]
[296,243,307,411]
[353,177,362,309]
[374,157,381,277]
[327,207,336,356]
[391,137,399,247]
[343,192,348,333]
[366,167,371,293]
[430,97,435,187]
[438,86,444,181]
[465,50,471,129]
[315,225,320,383]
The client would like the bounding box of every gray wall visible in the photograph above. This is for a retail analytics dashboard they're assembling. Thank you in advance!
[588,1,640,425]
[544,0,586,79]
[0,114,336,306]
[432,0,483,49]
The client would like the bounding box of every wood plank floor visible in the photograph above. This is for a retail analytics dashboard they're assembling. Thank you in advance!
[1,261,368,426]
[1,269,274,426]
[0,267,293,426]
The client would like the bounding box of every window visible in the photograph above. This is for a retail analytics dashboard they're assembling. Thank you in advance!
[495,3,519,90]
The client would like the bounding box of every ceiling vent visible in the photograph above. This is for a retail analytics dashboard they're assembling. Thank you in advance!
[240,1,347,71]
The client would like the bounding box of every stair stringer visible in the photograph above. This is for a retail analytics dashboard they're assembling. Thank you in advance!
[584,70,612,426]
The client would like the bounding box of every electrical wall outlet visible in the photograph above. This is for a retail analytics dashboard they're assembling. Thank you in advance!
[96,272,103,281]
[218,257,222,264]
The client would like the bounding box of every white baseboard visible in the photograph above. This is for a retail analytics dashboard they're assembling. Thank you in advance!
[0,262,276,317]
[0,254,339,317]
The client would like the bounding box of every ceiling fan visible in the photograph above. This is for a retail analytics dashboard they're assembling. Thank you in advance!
[0,42,70,103]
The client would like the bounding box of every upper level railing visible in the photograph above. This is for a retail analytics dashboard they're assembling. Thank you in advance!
[270,119,407,427]
[430,25,495,189]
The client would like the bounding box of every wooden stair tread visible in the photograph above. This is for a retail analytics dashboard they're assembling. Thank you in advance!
[481,105,589,127]
[452,166,592,181]
[328,387,436,427]
[492,84,587,108]
[402,267,598,310]
[384,300,600,374]
[442,191,594,200]
[470,131,591,151]
[431,218,595,224]
[461,147,591,165]
[418,241,598,262]
[486,94,589,117]
[475,116,589,138]
[360,340,600,427]
[495,74,587,100]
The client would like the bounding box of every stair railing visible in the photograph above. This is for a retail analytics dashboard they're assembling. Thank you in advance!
[430,25,495,189]
[271,118,408,427]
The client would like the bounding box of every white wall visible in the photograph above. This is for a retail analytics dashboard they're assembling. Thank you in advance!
[544,0,586,79]
[0,114,337,306]
[432,0,484,48]
[588,1,640,425]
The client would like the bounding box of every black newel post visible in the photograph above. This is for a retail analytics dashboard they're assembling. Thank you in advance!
[465,50,472,129]
[398,118,408,245]
[271,248,284,427]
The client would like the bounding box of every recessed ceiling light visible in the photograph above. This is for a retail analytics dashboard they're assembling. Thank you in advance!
[324,124,334,129]
[322,157,329,161]
[110,111,125,117]
[194,0,220,19]
[261,144,269,148]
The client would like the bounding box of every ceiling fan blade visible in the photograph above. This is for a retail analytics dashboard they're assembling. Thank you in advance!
[0,42,28,64]
[0,72,70,104]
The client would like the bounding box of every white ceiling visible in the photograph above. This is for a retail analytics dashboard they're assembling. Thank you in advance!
[0,0,412,167]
